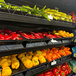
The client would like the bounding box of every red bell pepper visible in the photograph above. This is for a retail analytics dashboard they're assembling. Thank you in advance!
[34,33,41,39]
[37,73,44,76]
[21,33,29,39]
[52,68,59,75]
[55,73,61,76]
[64,63,70,69]
[43,32,48,37]
[38,33,44,39]
[0,34,4,40]
[47,34,57,39]
[60,71,65,76]
[44,70,54,76]
[12,33,19,40]
[44,71,51,75]
[64,69,68,75]
[4,34,12,40]
[57,65,61,72]
[61,64,66,71]
[67,68,71,73]
[29,34,35,39]
[19,37,23,40]
[57,36,61,38]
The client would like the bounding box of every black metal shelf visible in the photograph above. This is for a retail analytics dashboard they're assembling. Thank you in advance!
[0,38,73,57]
[0,11,75,29]
[11,55,72,76]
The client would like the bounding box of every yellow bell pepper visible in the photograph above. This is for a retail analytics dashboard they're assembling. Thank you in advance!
[32,56,38,61]
[18,53,25,59]
[26,54,32,59]
[32,56,39,66]
[2,67,12,76]
[11,57,20,69]
[0,71,1,76]
[1,59,11,68]
[38,55,46,64]
[22,59,33,68]
[12,54,18,57]
[35,50,42,57]
[32,60,39,66]
[29,51,33,55]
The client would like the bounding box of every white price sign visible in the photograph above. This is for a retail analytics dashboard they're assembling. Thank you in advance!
[48,14,53,20]
[51,60,57,66]
[51,39,58,43]
[0,5,1,8]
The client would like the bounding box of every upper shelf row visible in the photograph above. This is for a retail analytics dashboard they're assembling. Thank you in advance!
[0,2,75,29]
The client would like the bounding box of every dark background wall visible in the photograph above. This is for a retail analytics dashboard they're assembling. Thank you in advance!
[5,0,76,13]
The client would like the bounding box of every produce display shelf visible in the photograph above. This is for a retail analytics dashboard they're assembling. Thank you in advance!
[0,11,75,29]
[0,39,73,57]
[11,55,72,76]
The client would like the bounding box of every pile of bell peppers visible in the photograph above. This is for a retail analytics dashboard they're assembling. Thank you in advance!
[0,30,23,40]
[37,62,71,76]
[0,30,61,40]
[0,29,74,40]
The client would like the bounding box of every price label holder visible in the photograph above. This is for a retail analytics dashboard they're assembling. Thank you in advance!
[51,60,57,66]
[48,40,52,45]
[26,42,47,48]
[0,45,8,52]
[62,40,70,43]
[6,44,24,50]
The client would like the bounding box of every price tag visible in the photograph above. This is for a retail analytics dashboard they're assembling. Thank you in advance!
[48,14,53,20]
[51,39,58,44]
[51,60,57,66]
[26,42,47,48]
[0,5,2,8]
[51,39,58,43]
[6,44,24,50]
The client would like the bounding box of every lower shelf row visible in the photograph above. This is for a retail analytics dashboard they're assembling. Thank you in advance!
[0,46,72,76]
[36,62,72,76]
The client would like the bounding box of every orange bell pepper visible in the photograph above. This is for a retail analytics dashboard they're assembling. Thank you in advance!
[47,57,52,62]
[56,53,61,58]
[52,54,58,60]
[59,50,66,56]
[64,50,72,55]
